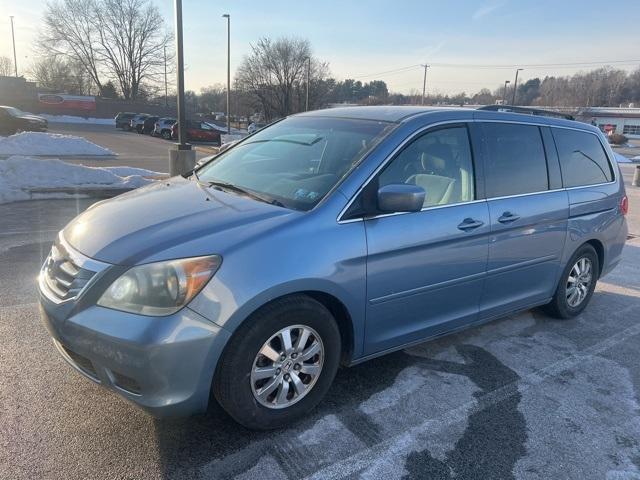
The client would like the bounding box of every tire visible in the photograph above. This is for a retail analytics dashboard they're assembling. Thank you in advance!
[162,130,172,140]
[213,295,341,430]
[543,244,599,319]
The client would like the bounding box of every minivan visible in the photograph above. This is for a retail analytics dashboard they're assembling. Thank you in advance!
[38,106,628,429]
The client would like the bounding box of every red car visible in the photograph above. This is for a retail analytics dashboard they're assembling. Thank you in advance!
[171,120,221,144]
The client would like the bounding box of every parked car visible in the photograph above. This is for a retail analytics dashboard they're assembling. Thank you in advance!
[115,112,136,130]
[38,106,628,429]
[129,113,149,133]
[141,116,159,135]
[0,105,47,135]
[153,117,177,139]
[170,120,221,143]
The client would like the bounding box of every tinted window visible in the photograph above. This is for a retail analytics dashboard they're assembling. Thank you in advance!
[378,126,475,207]
[481,123,548,198]
[198,117,393,211]
[552,128,613,187]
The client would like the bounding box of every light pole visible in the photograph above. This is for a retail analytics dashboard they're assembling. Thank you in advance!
[169,0,195,175]
[222,14,230,134]
[305,56,310,111]
[10,16,18,77]
[163,45,168,107]
[421,64,429,105]
[512,68,523,105]
[503,80,511,105]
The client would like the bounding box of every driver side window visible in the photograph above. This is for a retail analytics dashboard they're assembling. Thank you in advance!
[378,126,475,208]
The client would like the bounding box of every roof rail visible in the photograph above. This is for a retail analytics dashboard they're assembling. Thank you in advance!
[478,105,575,121]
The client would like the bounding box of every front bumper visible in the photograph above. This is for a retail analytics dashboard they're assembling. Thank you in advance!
[39,293,231,417]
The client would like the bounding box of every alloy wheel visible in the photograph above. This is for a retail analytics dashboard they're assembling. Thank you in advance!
[250,325,324,409]
[566,257,593,308]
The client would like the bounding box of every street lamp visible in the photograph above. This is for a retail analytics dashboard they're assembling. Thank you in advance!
[10,16,18,77]
[512,68,523,106]
[169,0,195,176]
[305,56,310,111]
[222,14,230,134]
[503,80,511,105]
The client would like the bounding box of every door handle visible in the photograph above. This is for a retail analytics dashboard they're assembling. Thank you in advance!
[498,211,520,223]
[457,218,485,231]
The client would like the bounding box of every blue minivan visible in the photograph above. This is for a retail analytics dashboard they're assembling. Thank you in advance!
[38,106,628,429]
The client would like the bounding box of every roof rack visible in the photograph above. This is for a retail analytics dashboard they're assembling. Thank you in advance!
[478,105,575,121]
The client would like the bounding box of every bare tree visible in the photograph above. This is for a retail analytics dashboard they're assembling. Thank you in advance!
[0,56,13,76]
[236,37,329,120]
[40,0,171,100]
[29,56,92,94]
[41,0,103,92]
[94,0,172,100]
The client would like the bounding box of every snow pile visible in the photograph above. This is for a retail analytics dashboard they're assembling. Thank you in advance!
[205,122,245,134]
[0,156,163,204]
[221,133,248,144]
[0,132,114,156]
[39,114,115,126]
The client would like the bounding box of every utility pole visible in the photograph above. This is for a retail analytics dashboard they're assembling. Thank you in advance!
[163,45,168,107]
[503,80,511,105]
[222,14,231,134]
[305,56,311,111]
[512,68,523,105]
[10,16,18,77]
[421,64,429,105]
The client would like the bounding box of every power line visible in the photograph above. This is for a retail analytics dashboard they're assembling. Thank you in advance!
[348,59,640,81]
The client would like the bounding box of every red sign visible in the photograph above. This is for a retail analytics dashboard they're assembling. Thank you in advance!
[38,94,96,112]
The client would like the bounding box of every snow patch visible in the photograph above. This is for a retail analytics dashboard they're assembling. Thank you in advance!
[221,133,247,144]
[0,156,162,204]
[0,132,114,156]
[38,114,115,126]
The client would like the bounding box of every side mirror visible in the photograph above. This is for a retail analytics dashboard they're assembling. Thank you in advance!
[377,184,425,213]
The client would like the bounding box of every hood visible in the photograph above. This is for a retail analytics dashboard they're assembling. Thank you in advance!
[63,177,297,265]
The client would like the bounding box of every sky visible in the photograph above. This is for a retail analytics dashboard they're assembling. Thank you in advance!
[1,0,640,96]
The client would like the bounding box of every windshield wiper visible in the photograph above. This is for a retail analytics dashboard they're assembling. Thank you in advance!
[207,180,286,208]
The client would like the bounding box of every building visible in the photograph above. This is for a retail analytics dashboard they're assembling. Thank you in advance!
[579,107,640,139]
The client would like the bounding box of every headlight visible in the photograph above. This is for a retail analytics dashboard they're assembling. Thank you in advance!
[97,255,221,316]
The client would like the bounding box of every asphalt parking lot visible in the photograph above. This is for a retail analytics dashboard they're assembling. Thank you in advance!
[1,164,640,480]
[48,123,212,172]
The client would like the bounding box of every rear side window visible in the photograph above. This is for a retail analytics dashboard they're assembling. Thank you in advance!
[552,128,613,187]
[480,123,548,198]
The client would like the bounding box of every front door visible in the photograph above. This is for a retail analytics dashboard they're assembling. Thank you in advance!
[363,125,490,355]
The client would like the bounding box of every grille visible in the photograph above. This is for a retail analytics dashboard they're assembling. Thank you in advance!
[41,242,96,302]
[112,371,142,395]
[57,342,99,381]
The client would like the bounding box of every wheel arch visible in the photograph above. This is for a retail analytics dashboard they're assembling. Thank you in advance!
[584,238,605,278]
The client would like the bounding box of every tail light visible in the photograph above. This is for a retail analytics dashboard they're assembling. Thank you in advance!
[621,195,629,215]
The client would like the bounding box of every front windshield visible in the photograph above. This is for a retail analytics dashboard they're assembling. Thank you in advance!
[197,116,394,211]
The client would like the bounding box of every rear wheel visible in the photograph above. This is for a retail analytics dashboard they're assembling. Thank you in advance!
[213,295,341,430]
[161,130,172,140]
[544,244,599,319]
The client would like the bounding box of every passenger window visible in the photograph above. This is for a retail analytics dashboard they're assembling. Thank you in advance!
[552,128,613,187]
[378,126,475,207]
[481,123,548,198]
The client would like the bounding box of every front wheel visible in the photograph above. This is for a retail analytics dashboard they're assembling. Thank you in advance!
[213,295,341,430]
[543,244,599,319]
